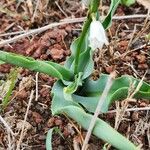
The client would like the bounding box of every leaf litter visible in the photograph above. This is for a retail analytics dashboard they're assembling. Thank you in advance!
[0,0,150,149]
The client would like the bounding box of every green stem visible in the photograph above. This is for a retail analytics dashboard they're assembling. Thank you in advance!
[74,17,91,74]
[74,0,100,74]
[90,0,100,12]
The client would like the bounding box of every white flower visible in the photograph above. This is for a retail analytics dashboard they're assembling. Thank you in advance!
[89,20,109,50]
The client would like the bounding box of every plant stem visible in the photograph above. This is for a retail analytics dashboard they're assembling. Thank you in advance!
[74,0,100,74]
[74,17,91,74]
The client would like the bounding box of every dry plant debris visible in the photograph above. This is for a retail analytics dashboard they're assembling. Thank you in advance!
[0,0,150,149]
[136,0,150,9]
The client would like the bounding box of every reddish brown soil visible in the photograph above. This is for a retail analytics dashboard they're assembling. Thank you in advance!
[0,0,150,150]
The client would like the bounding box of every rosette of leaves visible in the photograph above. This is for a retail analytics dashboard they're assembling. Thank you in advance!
[0,0,150,149]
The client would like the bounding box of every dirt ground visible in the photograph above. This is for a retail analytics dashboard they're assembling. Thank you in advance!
[0,0,150,150]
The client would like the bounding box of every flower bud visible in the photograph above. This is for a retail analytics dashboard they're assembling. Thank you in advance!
[89,20,109,50]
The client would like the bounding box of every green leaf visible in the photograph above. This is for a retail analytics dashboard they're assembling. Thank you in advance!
[121,0,135,6]
[65,33,89,70]
[102,0,120,29]
[45,61,74,81]
[0,60,5,65]
[74,74,150,113]
[46,128,54,150]
[59,106,137,150]
[0,50,73,81]
[78,48,94,79]
[65,36,93,79]
[51,81,82,115]
[73,18,91,74]
[2,68,19,109]
[51,80,137,149]
[46,127,64,150]
[64,72,83,94]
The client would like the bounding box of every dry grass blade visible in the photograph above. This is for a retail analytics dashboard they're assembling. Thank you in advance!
[81,72,116,150]
[0,115,15,136]
[115,72,146,129]
[16,90,34,150]
[0,14,149,46]
[0,115,15,149]
[0,20,83,47]
[107,106,150,113]
[31,0,40,22]
[35,72,39,101]
[137,0,150,10]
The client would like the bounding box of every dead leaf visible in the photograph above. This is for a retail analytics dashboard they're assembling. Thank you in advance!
[136,0,150,9]
[16,120,32,131]
[32,112,43,124]
[19,75,34,90]
[26,0,33,15]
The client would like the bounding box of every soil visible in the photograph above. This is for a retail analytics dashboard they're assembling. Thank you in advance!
[0,0,150,150]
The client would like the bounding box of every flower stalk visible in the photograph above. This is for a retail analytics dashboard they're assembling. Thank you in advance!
[74,0,100,74]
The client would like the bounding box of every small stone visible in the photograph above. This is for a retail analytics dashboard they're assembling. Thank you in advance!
[17,89,28,99]
[40,87,50,98]
[38,135,46,140]
[47,117,55,127]
[105,65,114,73]
[138,64,148,69]
[50,48,64,60]
[53,44,62,50]
[118,41,128,53]
[136,55,146,63]
[65,25,72,33]
[131,112,139,121]
[139,102,147,107]
[55,119,62,126]
[32,112,43,124]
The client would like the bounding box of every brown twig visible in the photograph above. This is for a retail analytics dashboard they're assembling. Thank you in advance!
[81,72,116,150]
[16,90,34,150]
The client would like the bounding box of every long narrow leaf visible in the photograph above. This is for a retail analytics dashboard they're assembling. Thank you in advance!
[46,128,54,150]
[102,0,120,29]
[0,50,73,81]
[51,81,137,149]
[59,106,137,150]
[73,74,150,113]
[121,0,135,6]
[0,60,5,65]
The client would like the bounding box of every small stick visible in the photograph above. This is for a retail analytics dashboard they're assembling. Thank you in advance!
[0,20,83,47]
[55,1,68,17]
[82,72,116,150]
[107,106,150,114]
[0,115,15,136]
[0,30,27,37]
[31,0,40,23]
[35,72,39,101]
[16,90,34,150]
[61,14,150,22]
[0,14,149,46]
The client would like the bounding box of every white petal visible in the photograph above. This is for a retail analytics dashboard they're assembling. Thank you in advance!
[89,21,108,50]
